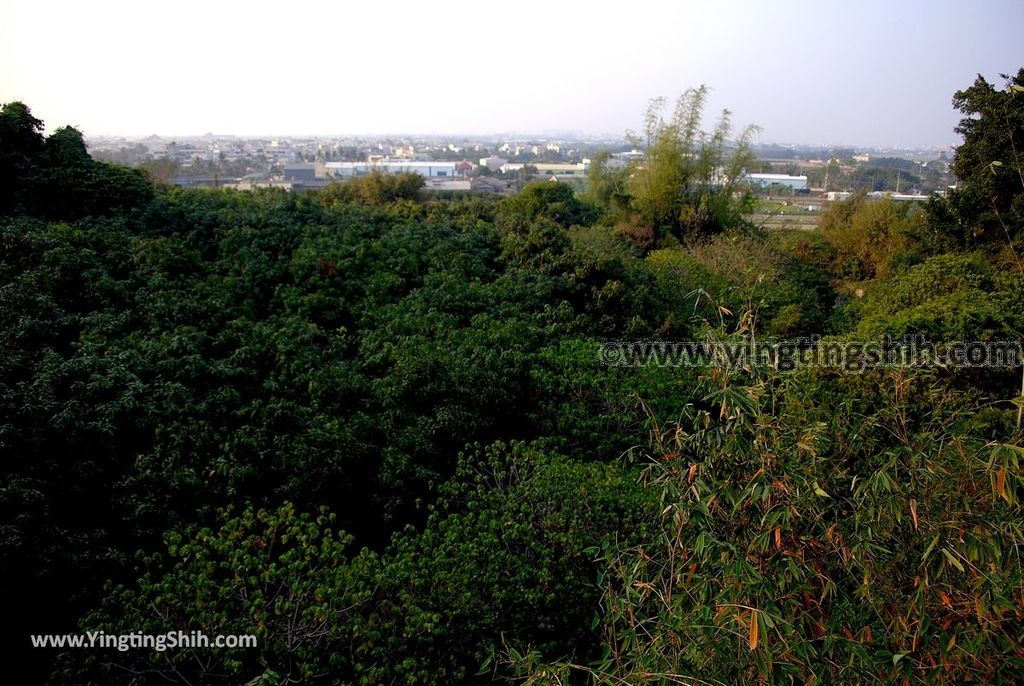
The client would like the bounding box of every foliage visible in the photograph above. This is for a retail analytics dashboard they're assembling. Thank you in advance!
[820,194,927,279]
[687,232,835,336]
[850,252,1024,342]
[495,180,600,233]
[320,170,425,205]
[527,338,694,460]
[349,442,657,684]
[0,127,677,681]
[5,72,1024,685]
[0,102,153,218]
[60,504,359,685]
[623,87,760,243]
[0,101,45,214]
[60,445,657,685]
[927,69,1024,253]
[509,357,1024,685]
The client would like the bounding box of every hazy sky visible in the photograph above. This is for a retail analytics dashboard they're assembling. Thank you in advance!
[2,0,1022,147]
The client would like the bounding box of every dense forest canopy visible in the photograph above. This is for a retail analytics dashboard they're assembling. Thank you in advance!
[2,70,1024,685]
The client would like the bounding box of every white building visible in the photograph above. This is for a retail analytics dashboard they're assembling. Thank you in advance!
[870,191,931,202]
[324,160,462,178]
[743,173,808,191]
[612,150,645,163]
[827,191,931,202]
[499,162,587,180]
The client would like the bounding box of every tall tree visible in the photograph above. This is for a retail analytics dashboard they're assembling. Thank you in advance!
[43,126,91,165]
[0,101,44,157]
[0,101,45,213]
[625,87,759,243]
[928,68,1024,254]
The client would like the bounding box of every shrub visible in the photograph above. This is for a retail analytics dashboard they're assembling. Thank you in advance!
[820,195,926,279]
[852,252,1024,342]
[349,442,657,684]
[60,504,360,685]
[509,363,1024,684]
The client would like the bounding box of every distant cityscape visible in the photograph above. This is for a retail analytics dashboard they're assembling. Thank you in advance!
[85,132,955,199]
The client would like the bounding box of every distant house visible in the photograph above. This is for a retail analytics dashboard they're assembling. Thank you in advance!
[228,180,302,191]
[422,179,472,191]
[170,177,241,188]
[283,162,320,183]
[479,156,508,172]
[471,176,513,194]
[534,163,586,179]
[283,161,328,189]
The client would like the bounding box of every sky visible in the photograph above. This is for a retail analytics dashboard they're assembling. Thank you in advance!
[1,0,1022,148]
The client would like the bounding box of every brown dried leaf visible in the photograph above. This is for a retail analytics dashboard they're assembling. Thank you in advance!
[995,468,1008,502]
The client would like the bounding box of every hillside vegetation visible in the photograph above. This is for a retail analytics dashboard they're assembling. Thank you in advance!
[2,70,1023,684]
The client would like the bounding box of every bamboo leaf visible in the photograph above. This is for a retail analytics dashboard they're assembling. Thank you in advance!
[941,547,965,573]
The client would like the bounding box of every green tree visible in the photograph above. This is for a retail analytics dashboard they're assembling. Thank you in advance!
[349,442,657,684]
[0,101,44,163]
[320,170,425,205]
[0,101,45,213]
[850,252,1024,343]
[928,68,1024,256]
[60,504,360,685]
[509,360,1024,685]
[43,126,91,164]
[820,194,926,279]
[495,180,599,233]
[624,87,759,243]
